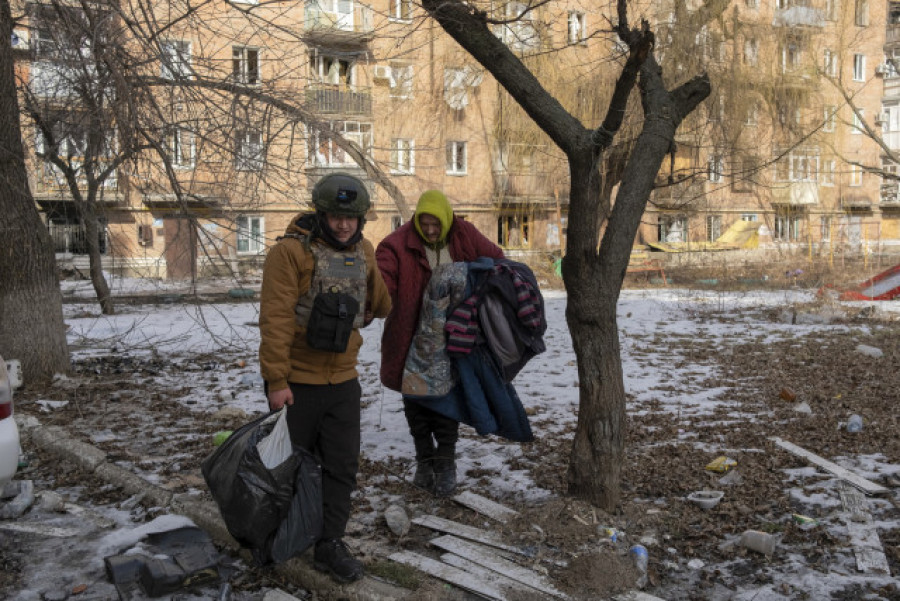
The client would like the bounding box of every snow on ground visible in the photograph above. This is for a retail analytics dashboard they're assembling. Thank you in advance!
[10,277,895,600]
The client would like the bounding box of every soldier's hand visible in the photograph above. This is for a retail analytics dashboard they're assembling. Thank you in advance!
[267,387,293,411]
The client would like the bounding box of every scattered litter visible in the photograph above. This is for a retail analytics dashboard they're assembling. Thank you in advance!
[793,401,812,414]
[0,479,35,519]
[791,514,818,527]
[686,490,724,510]
[779,387,796,402]
[687,558,705,570]
[855,344,883,358]
[846,414,863,433]
[384,504,410,537]
[718,469,742,486]
[705,456,737,473]
[599,526,622,543]
[739,530,776,555]
[629,544,649,588]
[212,431,233,446]
[36,399,69,412]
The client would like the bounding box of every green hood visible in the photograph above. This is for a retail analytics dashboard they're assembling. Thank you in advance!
[413,190,453,245]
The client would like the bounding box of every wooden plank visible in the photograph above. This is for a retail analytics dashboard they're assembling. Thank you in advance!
[770,437,889,495]
[612,592,669,601]
[430,535,569,600]
[452,490,519,523]
[441,553,535,597]
[388,550,507,601]
[412,515,524,555]
[0,522,81,538]
[839,484,892,575]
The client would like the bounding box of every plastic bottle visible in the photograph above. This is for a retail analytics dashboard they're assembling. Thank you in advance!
[629,544,648,588]
[847,414,863,433]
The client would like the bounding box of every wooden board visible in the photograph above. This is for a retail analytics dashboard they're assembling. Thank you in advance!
[770,437,889,495]
[412,514,523,555]
[612,592,669,601]
[0,522,81,538]
[389,550,507,601]
[441,553,536,597]
[452,490,519,523]
[839,483,892,575]
[430,535,569,599]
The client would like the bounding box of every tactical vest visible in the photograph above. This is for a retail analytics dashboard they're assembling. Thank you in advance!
[290,235,368,330]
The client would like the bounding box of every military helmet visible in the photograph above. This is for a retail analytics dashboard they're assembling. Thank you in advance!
[312,173,371,217]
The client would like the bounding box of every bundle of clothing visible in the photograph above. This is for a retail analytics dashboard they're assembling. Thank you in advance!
[401,257,546,442]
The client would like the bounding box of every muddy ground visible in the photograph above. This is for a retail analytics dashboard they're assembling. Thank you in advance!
[1,276,899,600]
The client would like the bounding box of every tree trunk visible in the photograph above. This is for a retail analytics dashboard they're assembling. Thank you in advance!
[0,0,70,382]
[80,201,114,314]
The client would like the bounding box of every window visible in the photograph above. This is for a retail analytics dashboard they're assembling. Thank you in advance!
[885,51,900,78]
[446,141,467,175]
[391,138,414,174]
[821,157,836,185]
[855,0,868,25]
[745,0,758,8]
[775,212,801,241]
[390,0,413,21]
[389,62,413,99]
[233,46,260,85]
[236,216,265,254]
[166,127,195,169]
[706,215,722,242]
[568,12,586,44]
[825,0,838,20]
[310,121,372,166]
[850,164,863,186]
[708,155,724,183]
[495,2,538,52]
[852,110,865,134]
[775,148,819,182]
[391,215,403,231]
[824,106,836,132]
[235,129,263,171]
[823,49,837,77]
[741,213,758,222]
[658,215,687,243]
[498,214,529,248]
[743,38,758,66]
[853,54,866,81]
[782,42,801,73]
[745,102,758,126]
[161,40,191,79]
[310,53,354,86]
[820,216,832,241]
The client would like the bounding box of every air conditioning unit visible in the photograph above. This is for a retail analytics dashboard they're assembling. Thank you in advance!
[11,28,29,50]
[372,65,392,81]
[875,63,888,77]
[876,111,890,125]
[137,224,154,247]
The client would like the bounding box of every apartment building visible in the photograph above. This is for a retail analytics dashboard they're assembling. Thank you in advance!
[10,0,895,279]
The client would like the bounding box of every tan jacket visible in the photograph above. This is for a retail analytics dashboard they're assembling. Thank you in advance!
[259,214,391,391]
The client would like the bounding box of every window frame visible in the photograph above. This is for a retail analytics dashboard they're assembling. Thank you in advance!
[161,39,192,79]
[853,54,866,81]
[390,138,415,175]
[167,127,196,169]
[446,140,467,175]
[232,46,260,85]
[235,129,264,171]
[567,11,586,45]
[236,215,265,254]
[390,0,413,21]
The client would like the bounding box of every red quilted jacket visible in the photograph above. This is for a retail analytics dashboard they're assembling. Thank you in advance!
[375,217,503,392]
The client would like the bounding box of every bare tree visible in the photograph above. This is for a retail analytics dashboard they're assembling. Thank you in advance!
[0,0,69,382]
[421,0,709,509]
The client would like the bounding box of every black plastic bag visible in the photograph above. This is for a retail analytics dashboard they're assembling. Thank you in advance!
[201,412,322,564]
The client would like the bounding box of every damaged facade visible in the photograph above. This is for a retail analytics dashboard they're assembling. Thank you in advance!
[7,0,897,279]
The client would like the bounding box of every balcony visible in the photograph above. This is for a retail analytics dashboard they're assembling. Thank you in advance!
[492,171,560,204]
[773,6,824,27]
[651,179,705,209]
[888,25,900,45]
[32,162,119,197]
[303,2,374,46]
[771,181,819,205]
[881,182,900,205]
[305,84,372,116]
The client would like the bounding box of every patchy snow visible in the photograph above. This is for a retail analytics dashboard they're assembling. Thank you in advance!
[3,280,898,600]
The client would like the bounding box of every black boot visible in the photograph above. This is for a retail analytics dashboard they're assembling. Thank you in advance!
[433,456,457,498]
[412,459,434,491]
[314,538,364,584]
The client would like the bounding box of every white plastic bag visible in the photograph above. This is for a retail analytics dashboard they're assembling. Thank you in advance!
[256,408,293,469]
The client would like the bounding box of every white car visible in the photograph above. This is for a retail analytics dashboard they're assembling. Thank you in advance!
[0,356,20,487]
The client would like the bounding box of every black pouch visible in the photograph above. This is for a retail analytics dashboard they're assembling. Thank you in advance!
[306,291,359,352]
